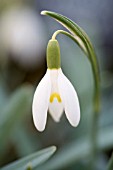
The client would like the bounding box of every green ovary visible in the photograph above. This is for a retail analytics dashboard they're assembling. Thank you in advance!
[46,39,61,69]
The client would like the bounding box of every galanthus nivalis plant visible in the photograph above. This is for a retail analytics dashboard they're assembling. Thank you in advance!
[32,38,80,132]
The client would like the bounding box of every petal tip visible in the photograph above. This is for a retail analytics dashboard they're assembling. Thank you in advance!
[33,120,46,132]
[70,112,80,127]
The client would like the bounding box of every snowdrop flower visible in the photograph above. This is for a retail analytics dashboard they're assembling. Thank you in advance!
[32,39,80,131]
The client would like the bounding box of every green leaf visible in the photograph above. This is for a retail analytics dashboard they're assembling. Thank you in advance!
[41,10,100,113]
[1,146,56,170]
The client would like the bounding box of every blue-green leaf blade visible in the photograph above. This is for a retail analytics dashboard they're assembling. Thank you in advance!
[1,146,56,170]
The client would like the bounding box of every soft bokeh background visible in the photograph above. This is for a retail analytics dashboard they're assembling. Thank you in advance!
[0,0,113,169]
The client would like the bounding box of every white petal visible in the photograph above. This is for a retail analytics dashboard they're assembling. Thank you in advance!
[49,99,64,122]
[58,69,80,127]
[32,69,51,131]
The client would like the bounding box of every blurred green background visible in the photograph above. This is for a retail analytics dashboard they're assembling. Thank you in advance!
[0,0,113,170]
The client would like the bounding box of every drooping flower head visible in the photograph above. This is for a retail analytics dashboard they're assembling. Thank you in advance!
[32,39,80,131]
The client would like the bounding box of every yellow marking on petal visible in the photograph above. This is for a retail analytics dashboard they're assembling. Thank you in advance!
[50,93,62,103]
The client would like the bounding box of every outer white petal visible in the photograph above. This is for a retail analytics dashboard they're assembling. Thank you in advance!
[58,69,80,127]
[49,99,64,122]
[32,69,51,131]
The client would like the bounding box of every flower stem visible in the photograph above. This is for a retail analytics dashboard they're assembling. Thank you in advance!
[52,30,65,40]
[51,30,88,56]
[90,110,99,169]
[90,92,100,169]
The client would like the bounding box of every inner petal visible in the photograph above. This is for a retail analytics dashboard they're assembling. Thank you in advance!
[49,69,64,122]
[49,98,63,122]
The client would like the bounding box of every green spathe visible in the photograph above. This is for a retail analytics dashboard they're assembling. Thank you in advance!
[47,39,61,69]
